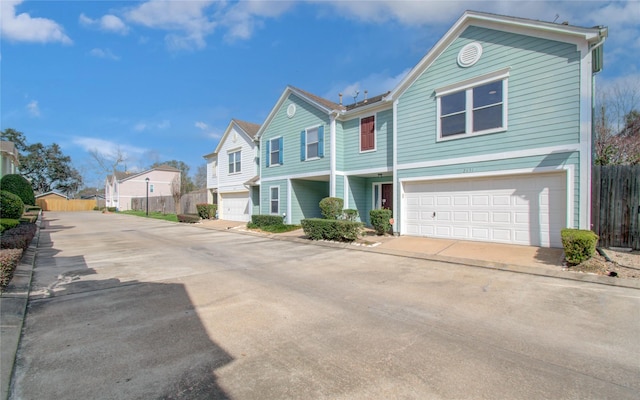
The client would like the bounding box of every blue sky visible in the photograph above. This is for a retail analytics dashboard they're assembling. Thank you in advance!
[2,0,639,188]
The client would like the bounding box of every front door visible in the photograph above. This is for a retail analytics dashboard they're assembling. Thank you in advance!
[381,183,393,213]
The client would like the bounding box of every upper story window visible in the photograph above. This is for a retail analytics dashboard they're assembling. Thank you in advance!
[149,184,154,193]
[300,126,324,161]
[360,115,376,152]
[228,150,241,174]
[436,68,509,141]
[266,137,283,167]
[211,160,217,177]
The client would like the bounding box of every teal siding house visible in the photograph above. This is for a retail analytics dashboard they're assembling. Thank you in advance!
[255,11,607,248]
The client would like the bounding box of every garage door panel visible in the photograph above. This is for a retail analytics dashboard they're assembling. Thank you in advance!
[403,173,566,247]
[220,192,250,222]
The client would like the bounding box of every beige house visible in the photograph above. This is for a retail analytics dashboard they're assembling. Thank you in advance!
[0,141,20,177]
[105,165,180,211]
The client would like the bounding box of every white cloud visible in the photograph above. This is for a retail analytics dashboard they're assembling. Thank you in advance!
[133,120,171,131]
[72,137,148,160]
[195,121,209,130]
[1,0,72,44]
[89,48,120,61]
[26,100,40,117]
[220,1,295,41]
[125,0,217,50]
[324,68,411,104]
[79,13,129,35]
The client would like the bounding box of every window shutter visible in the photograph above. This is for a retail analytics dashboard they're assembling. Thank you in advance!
[265,140,270,167]
[318,126,324,158]
[278,138,283,165]
[300,130,306,161]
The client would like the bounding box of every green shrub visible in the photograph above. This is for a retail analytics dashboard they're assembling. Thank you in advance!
[0,190,25,219]
[177,214,201,223]
[251,215,284,227]
[342,209,359,221]
[301,218,363,242]
[19,215,38,224]
[1,248,24,290]
[1,218,20,231]
[107,207,117,212]
[561,229,598,265]
[0,174,35,206]
[370,209,393,235]
[319,197,344,219]
[93,206,100,211]
[196,203,217,219]
[1,223,37,250]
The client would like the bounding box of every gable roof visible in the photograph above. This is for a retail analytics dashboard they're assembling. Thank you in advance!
[387,10,607,101]
[204,118,261,158]
[256,85,346,140]
[36,190,68,200]
[108,165,181,184]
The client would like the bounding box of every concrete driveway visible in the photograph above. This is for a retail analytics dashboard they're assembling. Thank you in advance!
[6,212,640,399]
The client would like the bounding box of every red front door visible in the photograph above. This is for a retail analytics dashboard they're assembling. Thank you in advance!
[381,184,393,213]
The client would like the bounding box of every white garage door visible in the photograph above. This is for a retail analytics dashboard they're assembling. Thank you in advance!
[403,173,566,247]
[219,192,251,222]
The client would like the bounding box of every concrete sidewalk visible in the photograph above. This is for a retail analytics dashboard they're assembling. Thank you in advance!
[198,218,639,289]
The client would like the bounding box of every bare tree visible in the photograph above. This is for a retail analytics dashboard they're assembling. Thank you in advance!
[171,175,182,214]
[89,147,127,183]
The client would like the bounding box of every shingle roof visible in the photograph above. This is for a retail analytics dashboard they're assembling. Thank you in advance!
[345,91,391,111]
[233,119,261,139]
[289,86,346,112]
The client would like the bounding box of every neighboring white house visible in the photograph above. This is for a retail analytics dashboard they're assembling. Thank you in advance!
[203,119,260,222]
[105,165,181,211]
[0,141,20,177]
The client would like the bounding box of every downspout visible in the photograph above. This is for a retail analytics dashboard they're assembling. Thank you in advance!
[330,111,338,197]
[392,99,399,235]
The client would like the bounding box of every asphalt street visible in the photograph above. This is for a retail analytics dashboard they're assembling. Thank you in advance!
[8,212,640,399]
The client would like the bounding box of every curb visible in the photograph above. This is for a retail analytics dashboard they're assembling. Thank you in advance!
[196,223,640,291]
[0,215,41,400]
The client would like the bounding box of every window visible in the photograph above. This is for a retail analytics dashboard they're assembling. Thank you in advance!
[436,69,509,140]
[270,186,279,214]
[267,137,283,167]
[300,126,324,161]
[149,184,154,193]
[228,150,241,174]
[360,115,376,152]
[211,160,217,177]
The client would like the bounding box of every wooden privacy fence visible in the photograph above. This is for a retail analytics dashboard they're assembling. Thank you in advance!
[592,165,640,250]
[130,190,209,214]
[36,199,97,212]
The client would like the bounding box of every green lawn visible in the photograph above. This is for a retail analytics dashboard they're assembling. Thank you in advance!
[118,210,178,222]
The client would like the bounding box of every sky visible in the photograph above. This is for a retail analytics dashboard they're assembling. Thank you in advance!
[1,0,639,188]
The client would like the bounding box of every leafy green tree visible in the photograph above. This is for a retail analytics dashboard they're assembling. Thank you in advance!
[1,128,83,195]
[0,174,35,205]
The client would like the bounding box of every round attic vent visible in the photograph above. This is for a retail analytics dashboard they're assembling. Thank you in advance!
[287,104,296,118]
[457,42,483,67]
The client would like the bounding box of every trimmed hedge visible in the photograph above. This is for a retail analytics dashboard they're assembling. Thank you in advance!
[561,228,599,265]
[177,214,201,223]
[0,190,24,219]
[1,248,24,290]
[0,174,35,206]
[196,203,217,219]
[1,218,20,232]
[1,223,37,250]
[370,209,393,235]
[251,215,284,227]
[342,209,358,221]
[319,197,344,220]
[301,218,363,242]
[106,207,117,212]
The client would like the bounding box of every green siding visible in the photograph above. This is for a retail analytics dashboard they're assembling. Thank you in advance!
[291,180,328,224]
[341,108,393,171]
[347,176,369,225]
[261,93,331,180]
[335,174,345,201]
[261,180,287,216]
[397,26,581,165]
[251,186,260,215]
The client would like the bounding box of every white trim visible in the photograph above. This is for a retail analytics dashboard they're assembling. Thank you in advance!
[372,181,394,211]
[268,136,282,167]
[398,144,580,171]
[399,166,573,235]
[304,124,322,161]
[269,185,280,215]
[343,175,349,209]
[330,114,337,197]
[436,73,509,142]
[392,99,399,233]
[335,166,392,176]
[287,179,292,224]
[359,113,377,153]
[579,41,593,229]
[261,170,331,182]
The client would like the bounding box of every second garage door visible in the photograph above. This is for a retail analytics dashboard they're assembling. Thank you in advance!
[219,192,251,222]
[403,173,566,247]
